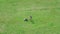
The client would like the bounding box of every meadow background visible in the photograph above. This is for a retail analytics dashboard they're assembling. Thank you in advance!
[0,0,60,34]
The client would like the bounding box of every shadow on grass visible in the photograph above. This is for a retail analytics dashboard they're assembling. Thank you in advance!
[30,20,35,24]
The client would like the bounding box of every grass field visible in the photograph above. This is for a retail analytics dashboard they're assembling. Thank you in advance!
[0,0,60,34]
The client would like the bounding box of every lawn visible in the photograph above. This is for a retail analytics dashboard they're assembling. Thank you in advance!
[0,0,60,34]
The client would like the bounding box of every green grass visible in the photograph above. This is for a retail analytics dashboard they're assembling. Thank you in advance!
[0,0,60,34]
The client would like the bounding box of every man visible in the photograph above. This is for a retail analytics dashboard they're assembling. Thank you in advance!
[29,16,32,20]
